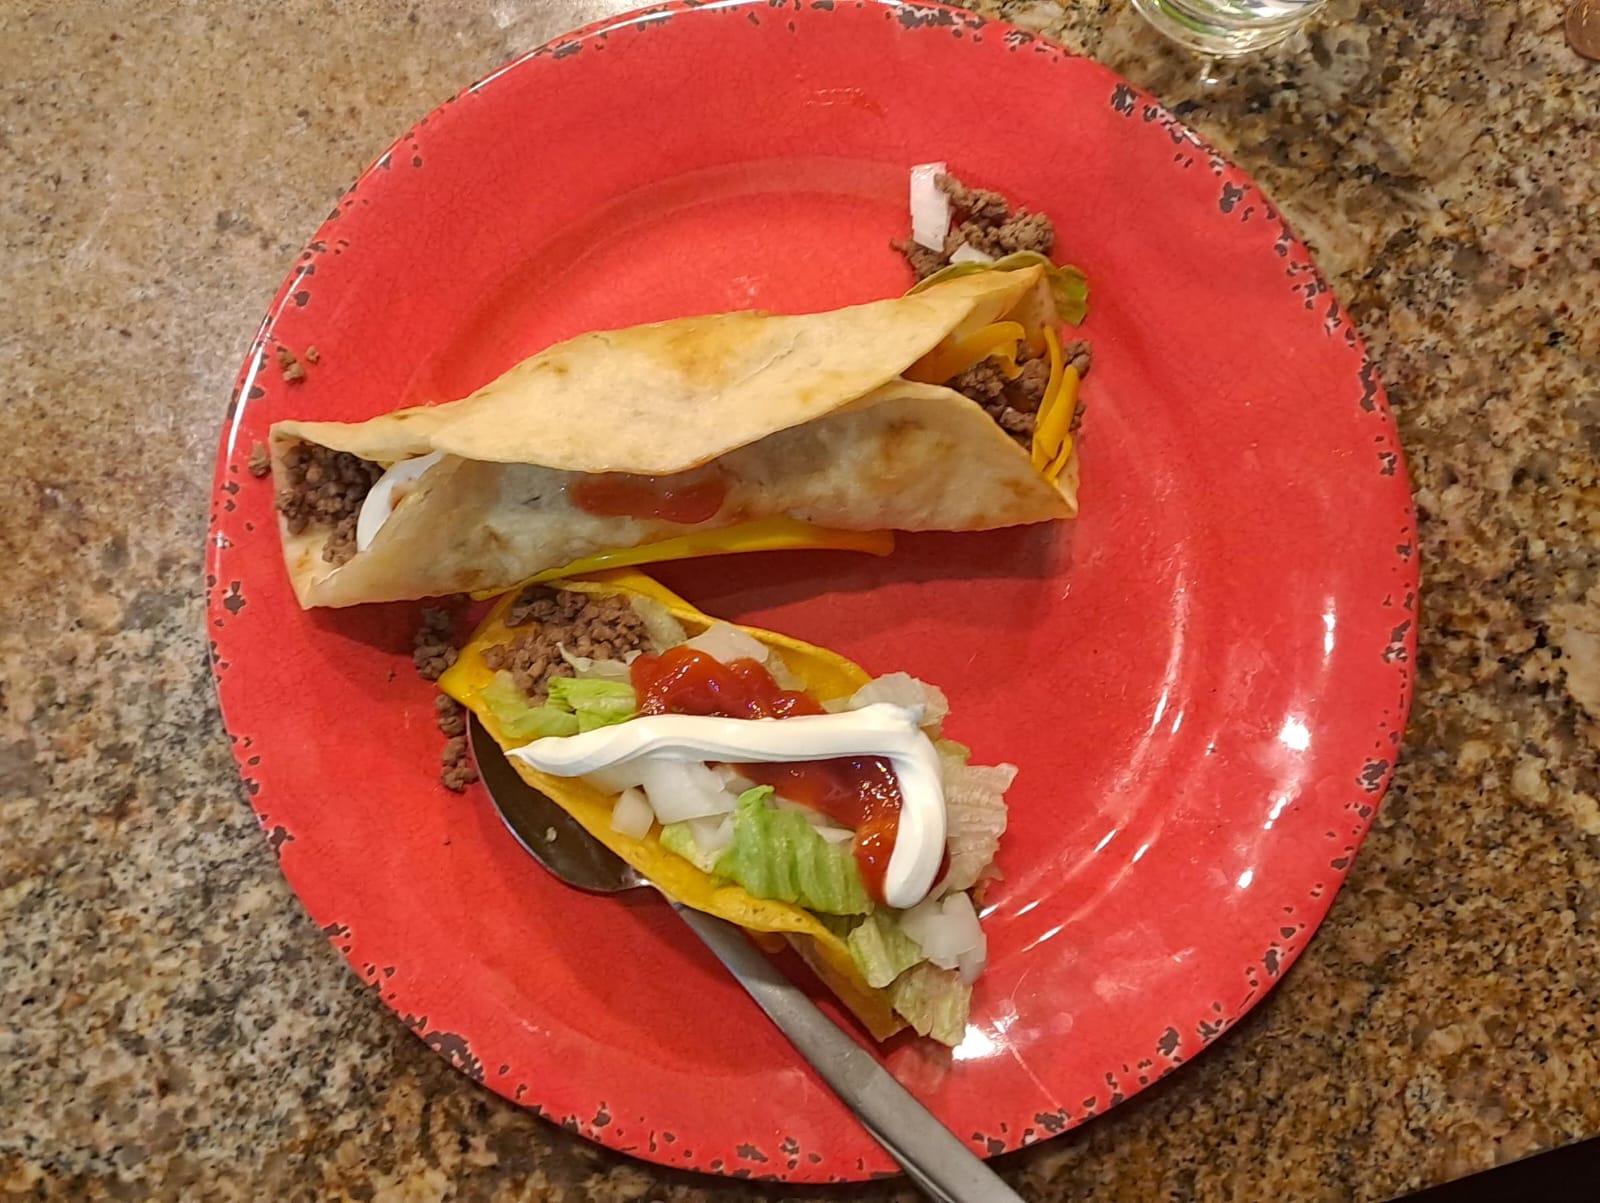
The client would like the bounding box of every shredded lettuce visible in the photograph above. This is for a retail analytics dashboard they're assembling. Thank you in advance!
[659,821,721,873]
[711,787,873,915]
[847,911,927,989]
[940,754,1015,895]
[480,671,580,740]
[845,673,949,734]
[889,961,972,1047]
[545,677,638,731]
[908,250,1089,325]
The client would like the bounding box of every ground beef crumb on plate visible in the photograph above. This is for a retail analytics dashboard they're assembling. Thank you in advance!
[413,606,459,682]
[440,735,478,793]
[893,172,1056,282]
[248,441,271,478]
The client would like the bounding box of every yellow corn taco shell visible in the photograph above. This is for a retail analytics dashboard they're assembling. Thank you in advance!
[438,569,908,1040]
[274,266,1078,608]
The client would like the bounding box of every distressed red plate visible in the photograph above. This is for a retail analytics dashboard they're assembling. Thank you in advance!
[206,0,1417,1182]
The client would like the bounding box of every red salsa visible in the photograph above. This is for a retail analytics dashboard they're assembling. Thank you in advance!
[571,473,727,525]
[630,645,903,901]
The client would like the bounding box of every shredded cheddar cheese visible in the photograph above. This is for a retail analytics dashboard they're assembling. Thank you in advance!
[469,519,895,601]
[904,320,1027,385]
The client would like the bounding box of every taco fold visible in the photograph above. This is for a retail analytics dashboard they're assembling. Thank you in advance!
[438,570,1014,1045]
[270,263,1084,608]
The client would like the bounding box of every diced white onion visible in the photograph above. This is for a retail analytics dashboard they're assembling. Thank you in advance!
[582,762,650,794]
[714,764,759,795]
[609,787,654,839]
[559,645,639,681]
[685,621,769,665]
[814,824,854,845]
[909,161,951,252]
[764,653,805,692]
[640,759,736,824]
[687,814,735,856]
[899,892,984,970]
[957,931,989,983]
[949,244,995,266]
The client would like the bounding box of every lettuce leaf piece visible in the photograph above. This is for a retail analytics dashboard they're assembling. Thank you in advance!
[908,251,1089,325]
[480,671,580,740]
[659,821,721,873]
[847,911,927,989]
[546,676,638,731]
[888,961,972,1047]
[940,756,1015,895]
[713,787,873,916]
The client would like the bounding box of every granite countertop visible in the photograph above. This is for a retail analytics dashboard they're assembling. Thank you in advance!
[3,0,1597,1199]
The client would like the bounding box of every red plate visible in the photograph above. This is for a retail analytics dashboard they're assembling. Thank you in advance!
[207,0,1416,1182]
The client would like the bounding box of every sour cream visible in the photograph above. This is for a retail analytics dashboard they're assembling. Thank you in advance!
[354,450,446,553]
[510,703,947,910]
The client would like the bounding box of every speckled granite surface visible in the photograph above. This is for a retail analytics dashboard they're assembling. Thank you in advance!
[2,1,1596,1200]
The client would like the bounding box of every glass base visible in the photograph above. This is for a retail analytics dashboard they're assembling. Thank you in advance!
[1131,0,1320,54]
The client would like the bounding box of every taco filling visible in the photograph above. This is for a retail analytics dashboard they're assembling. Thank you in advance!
[439,572,1013,1047]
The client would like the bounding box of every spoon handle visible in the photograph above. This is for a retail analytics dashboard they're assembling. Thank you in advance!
[672,903,1027,1203]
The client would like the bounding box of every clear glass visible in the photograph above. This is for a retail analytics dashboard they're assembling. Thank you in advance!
[1131,0,1327,54]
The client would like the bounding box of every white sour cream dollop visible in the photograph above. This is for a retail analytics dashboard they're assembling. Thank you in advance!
[510,703,946,910]
[354,450,446,553]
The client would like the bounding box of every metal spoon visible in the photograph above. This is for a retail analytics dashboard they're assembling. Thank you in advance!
[468,716,1026,1203]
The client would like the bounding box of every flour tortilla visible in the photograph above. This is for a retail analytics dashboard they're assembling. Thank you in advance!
[271,266,1074,607]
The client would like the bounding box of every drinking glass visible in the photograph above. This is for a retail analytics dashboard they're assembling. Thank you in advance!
[1130,0,1327,53]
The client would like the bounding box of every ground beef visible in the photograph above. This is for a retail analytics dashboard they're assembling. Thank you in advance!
[937,175,1010,225]
[949,210,1055,261]
[434,693,466,737]
[413,606,459,682]
[949,346,1065,448]
[410,608,470,791]
[304,345,321,364]
[274,440,383,566]
[482,586,651,701]
[893,172,1057,282]
[276,345,307,383]
[1012,355,1052,409]
[890,238,947,279]
[248,441,271,478]
[950,360,1008,405]
[439,736,478,793]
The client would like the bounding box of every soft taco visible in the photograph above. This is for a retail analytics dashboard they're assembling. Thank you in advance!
[270,262,1086,608]
[438,570,1014,1045]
